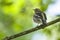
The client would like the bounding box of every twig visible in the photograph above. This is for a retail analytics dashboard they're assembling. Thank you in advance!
[3,18,60,40]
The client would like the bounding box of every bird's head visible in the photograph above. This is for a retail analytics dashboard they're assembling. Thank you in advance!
[33,8,41,13]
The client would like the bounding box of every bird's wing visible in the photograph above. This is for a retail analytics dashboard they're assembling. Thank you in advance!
[43,12,47,20]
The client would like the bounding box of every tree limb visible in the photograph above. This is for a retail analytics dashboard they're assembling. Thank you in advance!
[3,18,60,40]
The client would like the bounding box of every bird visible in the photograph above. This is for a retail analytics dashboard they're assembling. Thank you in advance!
[33,8,47,25]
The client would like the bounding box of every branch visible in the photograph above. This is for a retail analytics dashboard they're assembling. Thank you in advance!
[3,18,60,40]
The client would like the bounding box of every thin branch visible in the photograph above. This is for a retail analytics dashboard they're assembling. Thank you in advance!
[4,18,60,40]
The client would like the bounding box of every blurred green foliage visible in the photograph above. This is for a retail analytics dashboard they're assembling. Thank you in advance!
[0,0,60,40]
